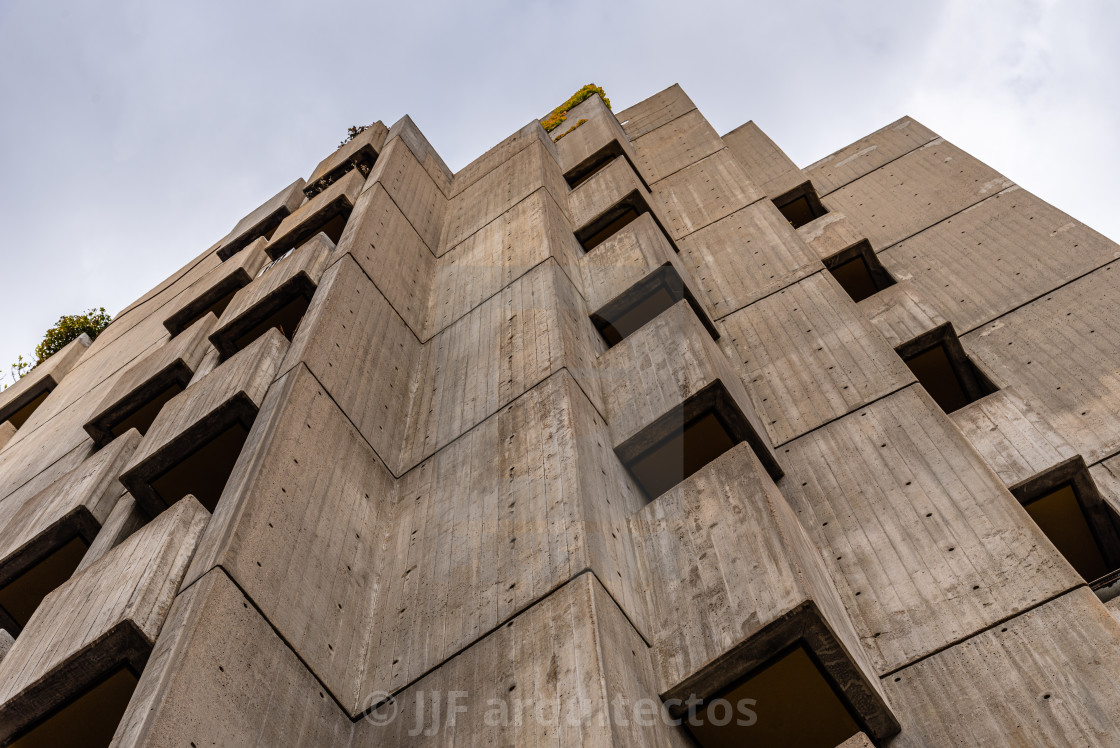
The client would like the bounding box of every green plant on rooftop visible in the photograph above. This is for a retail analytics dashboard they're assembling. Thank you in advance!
[541,84,610,133]
[339,124,369,148]
[552,119,588,142]
[4,307,113,389]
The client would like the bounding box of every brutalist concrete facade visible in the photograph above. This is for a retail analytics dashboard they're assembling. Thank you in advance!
[2,83,1120,745]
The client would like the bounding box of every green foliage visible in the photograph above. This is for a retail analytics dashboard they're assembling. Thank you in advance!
[33,308,112,365]
[339,124,369,148]
[541,84,610,133]
[552,119,588,142]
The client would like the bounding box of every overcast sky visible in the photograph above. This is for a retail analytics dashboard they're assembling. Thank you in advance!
[1,0,1117,378]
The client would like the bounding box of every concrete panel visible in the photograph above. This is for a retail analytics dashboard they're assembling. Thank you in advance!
[161,238,270,336]
[336,183,435,337]
[360,573,689,747]
[76,493,146,574]
[615,83,696,140]
[113,568,352,747]
[632,108,725,185]
[209,232,333,359]
[84,313,217,446]
[385,114,453,198]
[963,263,1120,464]
[797,211,869,262]
[719,271,915,446]
[121,329,288,517]
[115,241,222,322]
[440,140,568,254]
[652,149,765,239]
[278,255,421,476]
[779,386,1081,674]
[0,424,13,452]
[427,189,581,340]
[600,300,778,479]
[365,135,447,252]
[631,444,897,740]
[886,589,1120,746]
[398,260,605,471]
[305,121,388,194]
[266,168,363,258]
[679,200,822,317]
[722,120,805,199]
[451,121,555,198]
[183,364,392,714]
[0,333,90,427]
[216,178,306,260]
[823,139,1013,251]
[857,280,947,349]
[0,429,139,589]
[951,387,1078,489]
[880,186,1120,333]
[552,93,643,187]
[805,117,938,196]
[568,154,669,243]
[0,496,208,743]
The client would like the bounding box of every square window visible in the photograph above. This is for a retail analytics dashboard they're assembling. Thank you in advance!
[824,241,895,303]
[8,667,138,747]
[0,537,88,635]
[772,182,828,229]
[591,265,718,347]
[565,149,619,190]
[149,423,251,513]
[897,325,997,413]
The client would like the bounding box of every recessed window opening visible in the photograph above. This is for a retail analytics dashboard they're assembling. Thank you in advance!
[168,289,238,339]
[306,152,377,198]
[257,248,296,278]
[1011,458,1120,586]
[824,241,895,303]
[149,422,251,513]
[565,149,619,190]
[682,644,862,748]
[897,325,997,413]
[108,384,184,440]
[618,382,782,502]
[231,294,311,355]
[5,389,51,430]
[591,266,719,347]
[773,182,828,229]
[579,205,642,253]
[10,666,138,748]
[0,537,88,636]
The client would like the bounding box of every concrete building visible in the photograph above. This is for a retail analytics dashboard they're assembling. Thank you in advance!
[0,83,1119,746]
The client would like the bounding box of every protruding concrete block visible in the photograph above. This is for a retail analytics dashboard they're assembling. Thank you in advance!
[75,493,147,574]
[797,210,870,260]
[805,116,938,196]
[266,168,363,259]
[857,279,947,349]
[885,589,1120,746]
[0,333,90,429]
[652,148,765,239]
[722,120,806,199]
[0,423,14,452]
[553,92,645,189]
[779,385,1082,674]
[0,429,139,598]
[84,314,217,447]
[216,178,306,260]
[0,630,11,664]
[568,154,675,252]
[631,444,898,741]
[305,121,388,197]
[120,329,288,517]
[615,83,696,140]
[0,496,209,744]
[364,134,447,252]
[209,232,333,359]
[161,238,270,337]
[600,299,780,486]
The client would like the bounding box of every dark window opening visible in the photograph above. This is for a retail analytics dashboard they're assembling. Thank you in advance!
[165,286,239,338]
[10,667,138,748]
[823,241,895,303]
[0,537,88,636]
[150,423,251,513]
[579,206,642,253]
[317,213,348,246]
[617,382,782,502]
[565,150,619,190]
[305,151,377,198]
[684,644,861,748]
[266,208,350,261]
[1012,458,1120,586]
[591,265,719,347]
[897,325,997,413]
[773,182,828,229]
[108,384,184,440]
[230,294,311,356]
[5,389,51,430]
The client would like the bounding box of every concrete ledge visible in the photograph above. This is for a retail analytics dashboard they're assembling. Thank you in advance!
[858,279,947,349]
[568,155,674,250]
[216,179,306,260]
[0,334,90,428]
[120,330,288,517]
[305,121,388,197]
[266,169,363,259]
[0,496,209,744]
[84,314,217,447]
[209,233,333,359]
[162,238,270,337]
